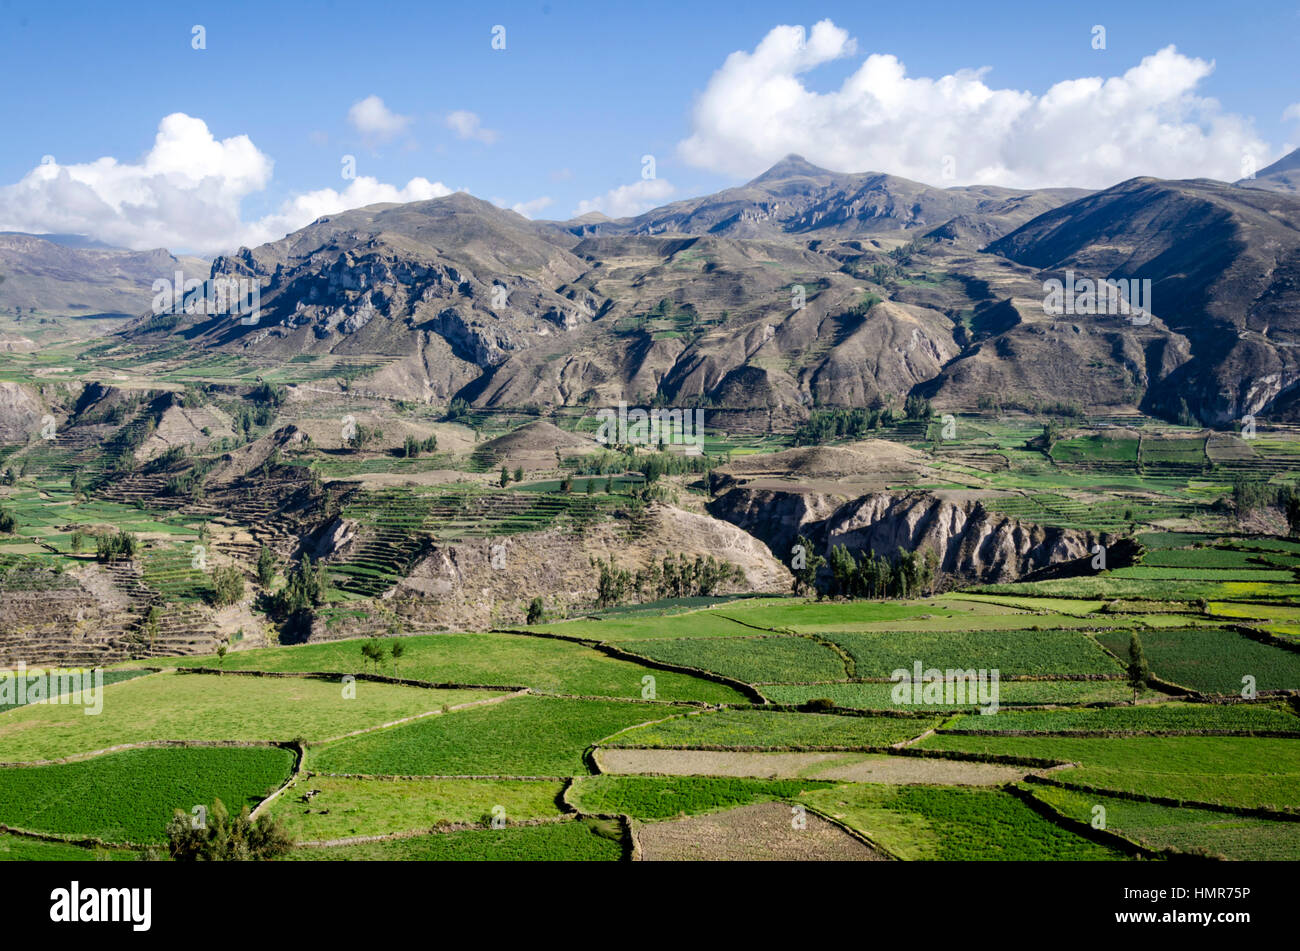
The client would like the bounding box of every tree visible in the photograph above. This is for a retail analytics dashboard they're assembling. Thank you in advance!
[215,642,228,670]
[0,508,15,534]
[829,544,858,599]
[390,640,405,677]
[1126,632,1149,704]
[210,564,245,607]
[144,604,161,653]
[514,467,524,483]
[360,639,385,672]
[256,546,276,588]
[1233,477,1269,517]
[790,534,826,598]
[500,466,510,488]
[96,530,137,562]
[279,557,329,614]
[526,596,545,625]
[1286,491,1300,538]
[165,798,292,861]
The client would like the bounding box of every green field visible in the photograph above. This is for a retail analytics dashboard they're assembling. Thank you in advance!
[617,635,847,683]
[0,672,496,761]
[917,734,1300,810]
[603,709,939,749]
[0,834,134,861]
[941,701,1300,734]
[310,695,662,776]
[0,746,295,843]
[800,784,1126,860]
[1030,785,1300,860]
[1095,628,1300,694]
[288,818,623,861]
[269,775,567,841]
[568,774,835,820]
[761,679,1147,710]
[142,632,744,703]
[0,668,153,714]
[825,629,1122,678]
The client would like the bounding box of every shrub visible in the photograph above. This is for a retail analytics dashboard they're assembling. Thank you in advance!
[165,798,292,861]
[210,564,245,607]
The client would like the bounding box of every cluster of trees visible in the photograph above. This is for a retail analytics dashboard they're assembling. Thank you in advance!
[903,395,934,420]
[346,423,383,451]
[95,530,138,562]
[790,534,939,600]
[164,458,217,499]
[0,507,15,534]
[360,637,405,675]
[499,465,525,487]
[402,434,438,457]
[208,563,245,607]
[256,546,276,587]
[793,408,887,446]
[592,553,746,607]
[249,382,286,407]
[231,402,275,436]
[1233,477,1300,535]
[829,545,937,600]
[165,799,292,861]
[638,451,712,484]
[571,449,716,484]
[273,557,330,615]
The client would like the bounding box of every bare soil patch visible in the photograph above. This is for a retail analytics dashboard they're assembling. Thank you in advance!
[597,748,1033,785]
[635,800,884,861]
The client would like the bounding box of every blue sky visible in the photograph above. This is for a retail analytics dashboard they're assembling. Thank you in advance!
[2,0,1297,252]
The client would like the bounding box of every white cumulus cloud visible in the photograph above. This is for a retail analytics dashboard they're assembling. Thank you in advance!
[509,196,553,218]
[445,110,499,145]
[249,176,453,246]
[347,95,412,141]
[0,113,450,253]
[677,20,1275,189]
[574,179,675,218]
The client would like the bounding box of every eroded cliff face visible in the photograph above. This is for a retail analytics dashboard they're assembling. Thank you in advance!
[312,503,795,635]
[709,487,1106,584]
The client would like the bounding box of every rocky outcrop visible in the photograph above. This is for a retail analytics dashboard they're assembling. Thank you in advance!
[0,380,44,442]
[380,503,794,632]
[710,486,1107,584]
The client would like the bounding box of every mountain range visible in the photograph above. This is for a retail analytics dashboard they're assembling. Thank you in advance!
[28,149,1300,427]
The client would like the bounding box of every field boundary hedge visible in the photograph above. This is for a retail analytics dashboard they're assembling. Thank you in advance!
[1022,774,1300,820]
[297,813,578,848]
[798,801,898,860]
[311,690,527,746]
[304,769,571,781]
[1004,784,1168,860]
[250,740,306,821]
[0,822,141,852]
[492,627,766,703]
[176,666,528,692]
[0,737,298,769]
